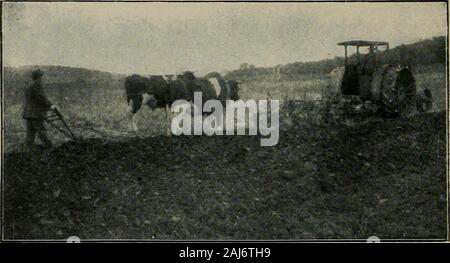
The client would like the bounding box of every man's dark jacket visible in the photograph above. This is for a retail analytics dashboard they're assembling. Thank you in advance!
[22,82,52,120]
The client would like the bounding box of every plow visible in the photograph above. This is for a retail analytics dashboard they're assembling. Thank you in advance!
[45,108,135,142]
[45,108,79,141]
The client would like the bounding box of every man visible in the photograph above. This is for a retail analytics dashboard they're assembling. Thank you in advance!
[416,89,433,113]
[361,46,376,75]
[22,69,57,149]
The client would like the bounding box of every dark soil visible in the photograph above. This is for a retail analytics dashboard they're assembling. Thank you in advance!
[3,112,447,240]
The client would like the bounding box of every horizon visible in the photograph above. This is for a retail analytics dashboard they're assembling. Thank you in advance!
[3,2,447,75]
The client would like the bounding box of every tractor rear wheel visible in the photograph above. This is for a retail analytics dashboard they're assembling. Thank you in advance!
[379,65,416,117]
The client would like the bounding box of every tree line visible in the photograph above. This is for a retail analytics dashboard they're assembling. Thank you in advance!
[225,36,446,82]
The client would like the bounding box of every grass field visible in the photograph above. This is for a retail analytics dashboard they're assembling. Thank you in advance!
[2,64,447,240]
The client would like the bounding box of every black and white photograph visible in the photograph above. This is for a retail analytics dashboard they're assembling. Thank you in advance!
[1,1,448,242]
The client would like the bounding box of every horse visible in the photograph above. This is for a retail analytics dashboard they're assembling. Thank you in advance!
[124,71,240,134]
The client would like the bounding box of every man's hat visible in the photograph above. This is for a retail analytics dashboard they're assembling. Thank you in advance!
[31,69,44,79]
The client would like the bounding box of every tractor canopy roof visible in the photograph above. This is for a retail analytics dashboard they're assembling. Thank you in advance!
[337,40,389,47]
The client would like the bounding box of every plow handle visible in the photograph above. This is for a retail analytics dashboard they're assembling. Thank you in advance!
[47,108,78,141]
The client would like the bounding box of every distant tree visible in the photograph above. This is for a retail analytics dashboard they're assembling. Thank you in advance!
[240,63,255,70]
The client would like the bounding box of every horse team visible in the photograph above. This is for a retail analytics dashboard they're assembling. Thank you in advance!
[125,71,241,133]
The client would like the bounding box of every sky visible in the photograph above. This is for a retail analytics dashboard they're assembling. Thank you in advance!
[3,2,448,75]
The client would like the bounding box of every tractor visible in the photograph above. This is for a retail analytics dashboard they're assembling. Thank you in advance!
[326,40,423,119]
